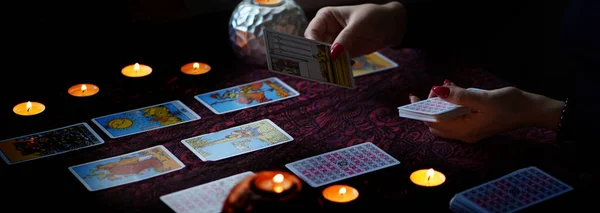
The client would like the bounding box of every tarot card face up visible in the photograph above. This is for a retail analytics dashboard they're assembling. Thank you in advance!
[91,100,200,138]
[194,77,299,114]
[181,119,293,161]
[69,145,185,191]
[352,52,399,77]
[0,123,104,165]
[263,29,355,89]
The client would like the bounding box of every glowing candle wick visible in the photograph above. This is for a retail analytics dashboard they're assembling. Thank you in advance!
[26,101,32,112]
[81,84,87,94]
[193,62,199,70]
[134,63,140,73]
[272,174,285,193]
[426,168,434,182]
[339,187,347,196]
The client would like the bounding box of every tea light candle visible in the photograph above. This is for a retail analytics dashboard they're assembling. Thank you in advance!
[180,62,211,75]
[13,101,45,116]
[322,185,359,203]
[253,0,283,6]
[410,168,446,187]
[253,172,295,194]
[122,63,152,77]
[68,84,99,97]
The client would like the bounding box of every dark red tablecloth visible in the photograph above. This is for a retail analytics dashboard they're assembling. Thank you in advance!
[1,48,579,212]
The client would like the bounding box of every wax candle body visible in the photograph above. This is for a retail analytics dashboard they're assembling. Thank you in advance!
[13,101,45,116]
[410,169,446,187]
[180,62,211,75]
[122,63,152,77]
[322,185,359,203]
[68,84,99,97]
[253,0,283,6]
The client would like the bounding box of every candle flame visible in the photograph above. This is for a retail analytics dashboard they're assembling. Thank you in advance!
[339,187,347,195]
[81,84,87,93]
[273,174,284,183]
[134,63,140,73]
[427,168,434,181]
[193,62,200,70]
[26,101,32,112]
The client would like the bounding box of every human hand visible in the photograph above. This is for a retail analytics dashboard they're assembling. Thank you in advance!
[304,2,406,58]
[409,80,564,143]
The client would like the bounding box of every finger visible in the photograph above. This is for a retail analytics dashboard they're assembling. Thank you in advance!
[428,127,455,139]
[304,8,332,41]
[428,86,437,99]
[443,79,455,86]
[409,93,420,103]
[431,85,486,108]
[330,25,357,58]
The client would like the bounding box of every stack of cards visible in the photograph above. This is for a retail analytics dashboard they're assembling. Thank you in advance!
[160,171,255,213]
[352,52,399,77]
[449,166,573,213]
[264,29,355,89]
[285,142,400,187]
[397,97,470,122]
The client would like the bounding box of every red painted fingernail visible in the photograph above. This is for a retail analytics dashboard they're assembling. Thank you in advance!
[409,93,413,97]
[431,86,436,91]
[432,86,450,98]
[443,79,451,85]
[330,43,344,59]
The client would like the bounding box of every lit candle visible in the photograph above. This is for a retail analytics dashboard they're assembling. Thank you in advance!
[13,101,45,116]
[322,185,359,203]
[68,83,100,97]
[180,62,211,75]
[253,0,283,6]
[122,63,152,77]
[410,168,446,187]
[253,172,294,194]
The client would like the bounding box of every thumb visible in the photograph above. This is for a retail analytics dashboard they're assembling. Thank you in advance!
[432,86,486,108]
[330,26,357,59]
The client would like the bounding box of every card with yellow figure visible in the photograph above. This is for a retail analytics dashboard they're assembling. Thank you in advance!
[352,51,399,77]
[181,119,293,161]
[69,145,185,191]
[91,100,200,138]
[0,123,104,165]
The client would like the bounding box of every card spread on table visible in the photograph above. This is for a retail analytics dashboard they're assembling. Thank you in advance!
[160,171,255,213]
[449,166,573,213]
[69,145,185,191]
[91,100,200,138]
[352,51,399,77]
[285,142,400,187]
[263,29,355,89]
[0,123,104,165]
[194,77,299,115]
[181,119,293,161]
[397,97,471,122]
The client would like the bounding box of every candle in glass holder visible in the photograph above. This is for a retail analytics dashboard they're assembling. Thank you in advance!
[13,101,45,116]
[122,63,152,77]
[322,185,359,203]
[253,0,283,6]
[410,168,446,187]
[68,83,99,97]
[180,62,211,75]
[253,172,295,194]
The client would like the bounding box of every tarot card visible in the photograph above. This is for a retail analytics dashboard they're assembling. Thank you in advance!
[194,77,299,115]
[91,100,200,138]
[181,119,293,161]
[397,97,471,122]
[69,145,185,191]
[450,166,573,213]
[263,29,355,89]
[285,142,400,187]
[160,171,255,213]
[0,123,104,165]
[352,52,399,77]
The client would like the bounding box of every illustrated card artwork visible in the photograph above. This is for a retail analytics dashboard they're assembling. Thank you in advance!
[181,119,293,161]
[194,77,299,115]
[352,52,399,77]
[91,100,200,138]
[69,145,185,191]
[263,29,355,89]
[160,171,255,213]
[285,142,400,187]
[0,123,104,165]
[450,166,573,213]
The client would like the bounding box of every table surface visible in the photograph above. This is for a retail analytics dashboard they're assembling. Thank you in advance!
[1,34,584,212]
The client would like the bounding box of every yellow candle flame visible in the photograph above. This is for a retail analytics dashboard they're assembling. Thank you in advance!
[339,187,347,195]
[26,101,32,112]
[273,174,284,183]
[134,63,140,73]
[427,168,434,181]
[193,62,200,70]
[81,84,87,93]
